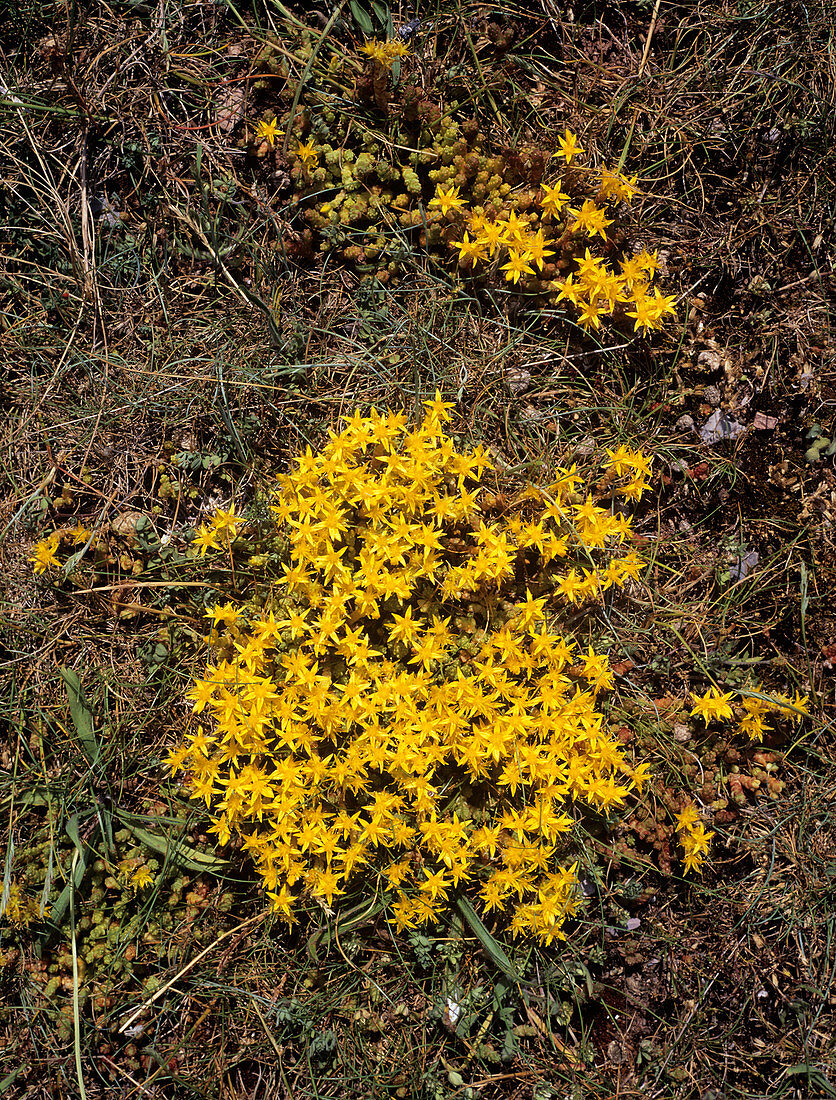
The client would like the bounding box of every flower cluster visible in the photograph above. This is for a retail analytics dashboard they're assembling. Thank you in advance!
[358,36,410,70]
[674,803,714,875]
[690,685,809,742]
[676,685,810,874]
[28,522,92,575]
[172,398,653,942]
[1,880,45,927]
[192,506,243,557]
[434,134,677,334]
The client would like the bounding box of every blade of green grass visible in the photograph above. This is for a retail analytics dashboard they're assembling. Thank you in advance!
[455,897,521,983]
[60,668,100,769]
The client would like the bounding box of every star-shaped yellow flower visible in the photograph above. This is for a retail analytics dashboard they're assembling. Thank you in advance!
[294,138,319,170]
[428,184,467,216]
[690,687,734,726]
[554,127,583,164]
[255,116,279,147]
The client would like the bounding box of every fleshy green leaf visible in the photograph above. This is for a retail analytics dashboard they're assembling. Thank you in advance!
[115,812,227,873]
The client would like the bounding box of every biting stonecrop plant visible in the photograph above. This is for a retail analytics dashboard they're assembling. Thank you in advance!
[431,158,675,335]
[28,521,93,575]
[250,35,676,336]
[168,396,655,943]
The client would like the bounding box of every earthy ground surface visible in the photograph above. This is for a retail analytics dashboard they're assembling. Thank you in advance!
[1,0,835,1097]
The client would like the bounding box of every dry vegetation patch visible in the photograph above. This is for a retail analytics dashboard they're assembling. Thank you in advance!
[1,1,835,1097]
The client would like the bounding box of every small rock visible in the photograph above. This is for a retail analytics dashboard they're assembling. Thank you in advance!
[215,87,245,133]
[697,349,722,371]
[676,414,695,433]
[505,367,531,394]
[700,410,745,444]
[729,550,759,581]
[111,511,148,544]
[607,1041,627,1065]
[703,384,721,407]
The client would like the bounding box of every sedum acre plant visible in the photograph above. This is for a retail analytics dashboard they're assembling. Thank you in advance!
[169,396,655,942]
[250,31,678,341]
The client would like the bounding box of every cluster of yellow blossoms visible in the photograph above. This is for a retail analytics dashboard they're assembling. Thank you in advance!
[674,803,715,875]
[172,397,653,942]
[28,522,92,575]
[680,686,809,873]
[253,118,319,172]
[690,685,809,742]
[358,36,410,70]
[431,131,676,334]
[192,506,244,557]
[1,880,44,928]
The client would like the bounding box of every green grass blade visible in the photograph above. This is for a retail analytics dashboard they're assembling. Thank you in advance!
[455,896,521,983]
[60,668,100,769]
[114,812,227,873]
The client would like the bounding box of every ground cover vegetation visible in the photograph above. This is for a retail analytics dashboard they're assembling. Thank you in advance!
[1,0,835,1097]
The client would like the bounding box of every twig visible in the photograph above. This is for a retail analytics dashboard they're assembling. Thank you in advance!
[638,0,662,77]
[281,0,349,156]
[118,911,268,1033]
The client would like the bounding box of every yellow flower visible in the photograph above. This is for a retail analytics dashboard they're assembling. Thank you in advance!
[647,287,678,323]
[567,199,613,241]
[29,534,61,575]
[635,248,660,276]
[501,210,530,246]
[359,38,386,62]
[359,37,408,69]
[130,865,154,892]
[255,116,279,147]
[267,884,298,922]
[576,295,605,330]
[423,389,455,424]
[690,687,735,726]
[210,505,242,538]
[679,820,714,874]
[554,127,583,164]
[625,293,661,334]
[428,184,467,216]
[600,166,639,203]
[205,601,242,628]
[500,248,535,284]
[192,524,221,556]
[3,881,43,927]
[552,273,581,306]
[538,180,571,218]
[674,803,701,833]
[474,219,507,256]
[294,138,319,171]
[522,228,555,271]
[450,231,487,267]
[68,522,92,546]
